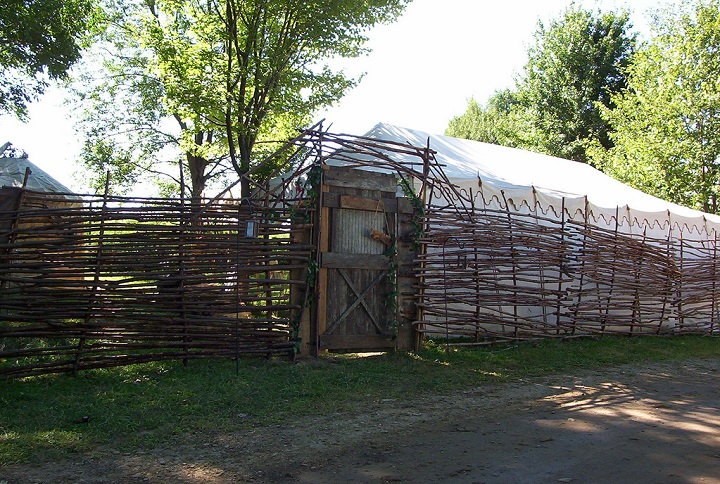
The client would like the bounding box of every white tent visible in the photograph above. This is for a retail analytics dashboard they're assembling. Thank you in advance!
[268,123,718,337]
[359,122,720,240]
[344,123,720,337]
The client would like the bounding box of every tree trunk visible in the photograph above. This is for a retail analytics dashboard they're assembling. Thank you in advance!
[238,135,254,198]
[186,153,209,200]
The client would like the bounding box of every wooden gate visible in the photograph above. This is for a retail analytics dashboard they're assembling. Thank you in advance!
[302,165,417,354]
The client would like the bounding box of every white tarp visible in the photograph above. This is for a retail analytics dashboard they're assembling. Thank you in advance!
[0,157,72,194]
[361,122,720,240]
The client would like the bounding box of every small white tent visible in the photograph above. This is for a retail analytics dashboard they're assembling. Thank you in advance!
[0,158,71,193]
[359,122,720,241]
[0,153,79,259]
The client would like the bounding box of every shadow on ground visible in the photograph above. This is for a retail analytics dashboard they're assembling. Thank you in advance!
[2,360,719,483]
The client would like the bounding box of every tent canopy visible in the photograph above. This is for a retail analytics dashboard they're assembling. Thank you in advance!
[359,122,720,236]
[0,157,72,194]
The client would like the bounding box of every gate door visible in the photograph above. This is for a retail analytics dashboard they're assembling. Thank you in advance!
[316,166,399,352]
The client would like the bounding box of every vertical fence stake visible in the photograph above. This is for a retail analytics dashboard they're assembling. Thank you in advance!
[532,186,549,332]
[76,172,111,375]
[601,207,621,333]
[657,221,673,334]
[569,197,590,336]
[471,191,481,342]
[500,191,519,338]
[179,166,188,367]
[555,198,566,334]
[235,204,241,375]
[678,231,685,331]
[630,228,648,334]
[713,234,719,333]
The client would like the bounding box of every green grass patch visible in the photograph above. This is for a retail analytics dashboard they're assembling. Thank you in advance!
[1,334,718,466]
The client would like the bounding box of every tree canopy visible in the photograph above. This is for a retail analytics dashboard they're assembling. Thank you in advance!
[76,0,410,197]
[447,4,636,164]
[593,0,720,213]
[445,90,528,148]
[0,0,96,119]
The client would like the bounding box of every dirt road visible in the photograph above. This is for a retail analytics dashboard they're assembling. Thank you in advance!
[2,359,720,483]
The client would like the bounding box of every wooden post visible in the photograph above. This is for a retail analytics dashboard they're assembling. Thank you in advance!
[677,231,685,331]
[555,197,566,334]
[179,166,189,367]
[310,165,328,357]
[712,235,719,333]
[500,190,519,337]
[656,221,673,334]
[570,196,590,335]
[630,229,648,334]
[532,186,549,331]
[394,196,418,350]
[291,210,313,356]
[75,172,111,375]
[471,191,482,342]
[601,206,621,333]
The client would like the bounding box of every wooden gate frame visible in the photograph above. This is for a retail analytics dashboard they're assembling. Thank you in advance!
[295,165,419,356]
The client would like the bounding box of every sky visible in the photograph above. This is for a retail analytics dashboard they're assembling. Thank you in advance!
[0,0,662,192]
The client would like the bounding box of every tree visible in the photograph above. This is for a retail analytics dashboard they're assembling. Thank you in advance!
[595,0,720,213]
[445,90,531,148]
[0,0,96,119]
[76,0,410,197]
[519,5,635,163]
[447,4,635,164]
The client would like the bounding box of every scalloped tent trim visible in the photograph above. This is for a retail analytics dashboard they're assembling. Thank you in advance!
[361,123,720,239]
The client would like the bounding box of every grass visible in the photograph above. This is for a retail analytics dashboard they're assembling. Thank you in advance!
[1,335,719,466]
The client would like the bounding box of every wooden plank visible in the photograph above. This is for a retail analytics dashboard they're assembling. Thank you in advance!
[323,166,397,192]
[322,252,389,270]
[340,195,386,212]
[318,334,395,350]
[316,205,330,353]
[323,193,398,212]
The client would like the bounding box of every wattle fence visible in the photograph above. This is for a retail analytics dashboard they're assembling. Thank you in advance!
[415,203,720,341]
[2,126,720,378]
[0,188,313,378]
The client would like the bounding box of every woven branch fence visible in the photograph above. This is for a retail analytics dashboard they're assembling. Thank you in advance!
[415,202,720,342]
[3,126,720,378]
[0,185,314,378]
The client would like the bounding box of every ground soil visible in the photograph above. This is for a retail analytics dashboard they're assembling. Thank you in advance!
[2,358,720,483]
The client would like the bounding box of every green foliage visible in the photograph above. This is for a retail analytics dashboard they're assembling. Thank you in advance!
[593,0,720,213]
[74,0,410,197]
[446,91,530,147]
[519,5,635,162]
[384,242,398,336]
[2,335,719,465]
[448,4,635,164]
[398,175,425,249]
[0,0,96,119]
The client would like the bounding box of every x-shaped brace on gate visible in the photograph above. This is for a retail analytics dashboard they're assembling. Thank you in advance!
[324,268,387,335]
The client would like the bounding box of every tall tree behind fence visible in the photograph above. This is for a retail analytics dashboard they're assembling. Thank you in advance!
[0,188,313,378]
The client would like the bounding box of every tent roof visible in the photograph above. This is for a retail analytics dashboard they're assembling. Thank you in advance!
[362,122,720,227]
[0,157,72,194]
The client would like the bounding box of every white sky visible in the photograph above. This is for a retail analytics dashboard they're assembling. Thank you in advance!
[0,0,661,192]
